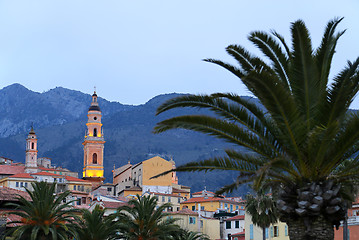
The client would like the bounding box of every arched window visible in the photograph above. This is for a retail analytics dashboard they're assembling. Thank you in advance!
[31,142,34,149]
[94,128,97,137]
[93,153,97,164]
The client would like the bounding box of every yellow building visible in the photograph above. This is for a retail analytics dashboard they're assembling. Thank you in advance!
[172,208,220,239]
[114,156,190,198]
[181,196,245,213]
[245,212,289,240]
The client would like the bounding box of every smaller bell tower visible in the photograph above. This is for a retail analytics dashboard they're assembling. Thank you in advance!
[83,91,105,185]
[25,126,38,173]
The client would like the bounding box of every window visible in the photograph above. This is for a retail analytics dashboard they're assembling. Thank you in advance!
[226,221,231,229]
[168,197,171,202]
[235,220,239,228]
[20,182,23,187]
[77,198,81,205]
[266,228,269,238]
[77,185,81,191]
[192,206,195,211]
[177,198,181,203]
[81,186,84,191]
[16,182,19,187]
[25,182,28,188]
[162,196,165,202]
[274,226,279,237]
[177,207,180,211]
[230,204,233,212]
[285,225,288,236]
[200,220,203,228]
[201,206,205,211]
[250,224,254,240]
[271,226,273,237]
[94,128,97,137]
[225,203,228,209]
[107,187,112,192]
[189,217,196,224]
[73,185,76,190]
[93,153,97,164]
[236,205,239,210]
[31,142,34,149]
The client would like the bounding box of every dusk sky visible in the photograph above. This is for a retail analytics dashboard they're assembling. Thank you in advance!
[0,1,358,106]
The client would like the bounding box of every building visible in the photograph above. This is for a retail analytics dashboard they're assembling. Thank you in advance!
[334,196,359,240]
[113,156,190,198]
[244,211,289,240]
[224,215,245,240]
[172,208,220,239]
[82,91,105,187]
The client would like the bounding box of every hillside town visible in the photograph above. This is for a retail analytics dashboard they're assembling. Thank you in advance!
[1,91,358,240]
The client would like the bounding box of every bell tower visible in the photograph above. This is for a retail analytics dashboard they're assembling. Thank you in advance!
[83,91,105,184]
[25,126,38,173]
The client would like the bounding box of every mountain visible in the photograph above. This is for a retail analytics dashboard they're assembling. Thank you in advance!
[0,84,251,195]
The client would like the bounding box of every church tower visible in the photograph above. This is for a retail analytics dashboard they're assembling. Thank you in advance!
[25,126,38,173]
[83,91,105,183]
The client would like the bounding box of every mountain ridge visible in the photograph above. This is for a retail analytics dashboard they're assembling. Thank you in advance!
[0,83,251,194]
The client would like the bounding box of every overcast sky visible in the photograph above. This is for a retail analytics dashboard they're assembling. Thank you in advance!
[0,1,358,107]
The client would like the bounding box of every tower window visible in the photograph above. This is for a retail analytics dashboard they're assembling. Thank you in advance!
[94,117,97,120]
[31,142,34,149]
[93,153,97,164]
[94,128,97,137]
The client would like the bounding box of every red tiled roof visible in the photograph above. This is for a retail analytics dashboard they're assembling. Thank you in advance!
[0,186,31,201]
[32,172,64,177]
[231,231,245,239]
[0,165,25,175]
[181,197,239,204]
[192,190,215,195]
[8,173,33,179]
[103,201,127,209]
[65,175,91,183]
[226,215,245,221]
[151,192,181,197]
[124,186,142,191]
[172,188,189,193]
[172,208,198,216]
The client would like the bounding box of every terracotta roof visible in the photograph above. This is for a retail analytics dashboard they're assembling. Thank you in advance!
[32,172,64,177]
[231,231,245,237]
[226,215,245,221]
[172,188,190,193]
[38,167,69,172]
[192,190,215,195]
[182,197,239,204]
[0,186,31,201]
[8,173,34,179]
[103,201,127,209]
[151,192,182,197]
[172,208,198,216]
[0,165,25,175]
[65,176,91,183]
[124,186,142,191]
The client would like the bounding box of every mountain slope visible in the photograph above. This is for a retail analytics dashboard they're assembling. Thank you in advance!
[0,84,251,194]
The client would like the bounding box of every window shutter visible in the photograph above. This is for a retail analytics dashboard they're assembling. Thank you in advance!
[271,226,274,237]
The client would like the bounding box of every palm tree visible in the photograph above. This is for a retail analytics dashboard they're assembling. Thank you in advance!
[116,194,181,240]
[177,229,210,240]
[245,191,278,240]
[77,205,119,240]
[5,181,78,240]
[153,18,359,240]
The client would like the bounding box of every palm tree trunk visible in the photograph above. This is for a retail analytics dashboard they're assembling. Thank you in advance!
[262,227,266,240]
[286,216,334,240]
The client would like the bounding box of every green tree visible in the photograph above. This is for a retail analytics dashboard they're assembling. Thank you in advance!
[153,18,359,239]
[245,191,278,240]
[5,181,78,240]
[77,205,119,240]
[177,229,210,240]
[116,194,181,240]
